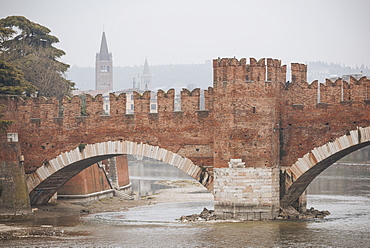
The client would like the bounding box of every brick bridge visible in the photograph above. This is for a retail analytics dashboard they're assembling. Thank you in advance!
[1,57,370,219]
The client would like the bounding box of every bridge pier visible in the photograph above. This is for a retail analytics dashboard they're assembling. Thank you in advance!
[0,133,32,219]
[213,164,280,220]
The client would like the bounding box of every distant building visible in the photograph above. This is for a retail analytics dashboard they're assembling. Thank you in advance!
[73,31,113,114]
[342,72,365,82]
[328,72,365,83]
[114,57,158,114]
[73,32,158,115]
[95,31,113,91]
[140,57,152,91]
[115,67,157,114]
[308,61,369,83]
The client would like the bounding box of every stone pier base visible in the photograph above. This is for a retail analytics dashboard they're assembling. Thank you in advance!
[214,202,279,220]
[214,167,280,220]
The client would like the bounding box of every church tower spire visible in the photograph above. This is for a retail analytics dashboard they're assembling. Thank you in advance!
[99,31,110,61]
[95,31,113,91]
[140,57,152,91]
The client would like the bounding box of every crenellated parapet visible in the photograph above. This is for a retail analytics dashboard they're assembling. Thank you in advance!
[85,94,104,117]
[0,87,214,124]
[157,89,175,113]
[283,81,318,106]
[246,58,266,82]
[213,57,287,86]
[266,58,287,83]
[213,57,247,86]
[348,76,370,102]
[109,93,127,116]
[181,88,200,112]
[1,59,368,129]
[62,95,81,118]
[204,87,214,111]
[291,63,307,83]
[282,76,370,107]
[133,91,151,114]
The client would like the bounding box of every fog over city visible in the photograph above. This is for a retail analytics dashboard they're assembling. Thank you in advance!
[1,0,369,68]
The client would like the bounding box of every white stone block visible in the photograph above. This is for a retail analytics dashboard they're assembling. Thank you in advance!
[228,158,246,168]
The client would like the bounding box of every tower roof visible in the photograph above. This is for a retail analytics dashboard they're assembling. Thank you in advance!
[142,57,151,75]
[99,31,110,61]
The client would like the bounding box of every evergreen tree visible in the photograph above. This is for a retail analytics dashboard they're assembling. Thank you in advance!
[0,16,75,98]
[0,59,35,95]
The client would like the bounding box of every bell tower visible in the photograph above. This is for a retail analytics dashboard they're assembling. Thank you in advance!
[140,57,152,91]
[95,31,113,91]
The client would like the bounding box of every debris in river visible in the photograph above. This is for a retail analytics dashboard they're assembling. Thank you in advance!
[180,206,331,222]
[178,207,219,222]
[277,207,330,220]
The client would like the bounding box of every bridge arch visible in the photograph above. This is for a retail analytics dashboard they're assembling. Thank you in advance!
[281,126,370,208]
[26,141,213,205]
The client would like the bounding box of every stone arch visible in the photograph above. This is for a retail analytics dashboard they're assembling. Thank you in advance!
[26,141,213,205]
[281,127,370,208]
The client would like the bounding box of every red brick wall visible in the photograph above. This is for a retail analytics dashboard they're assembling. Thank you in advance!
[0,89,215,174]
[291,63,307,83]
[116,155,130,187]
[57,155,130,195]
[212,58,282,168]
[58,163,111,195]
[1,57,370,175]
[280,74,370,166]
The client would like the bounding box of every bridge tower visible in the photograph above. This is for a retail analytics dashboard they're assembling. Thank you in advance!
[212,57,286,219]
[95,31,113,91]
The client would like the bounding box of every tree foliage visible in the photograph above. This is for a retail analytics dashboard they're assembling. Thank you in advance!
[0,16,75,98]
[0,59,36,95]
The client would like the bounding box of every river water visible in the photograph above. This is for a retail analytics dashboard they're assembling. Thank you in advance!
[2,159,370,247]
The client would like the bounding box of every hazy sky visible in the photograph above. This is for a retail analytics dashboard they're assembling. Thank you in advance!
[1,0,369,68]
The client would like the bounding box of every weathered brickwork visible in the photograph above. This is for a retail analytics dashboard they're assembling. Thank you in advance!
[280,77,370,168]
[1,56,370,215]
[291,63,307,83]
[0,134,31,217]
[212,58,284,169]
[116,155,130,187]
[56,155,130,201]
[58,161,111,195]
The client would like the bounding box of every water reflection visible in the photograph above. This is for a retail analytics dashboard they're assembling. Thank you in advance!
[128,156,198,199]
[308,164,370,196]
[307,163,370,235]
[3,160,370,247]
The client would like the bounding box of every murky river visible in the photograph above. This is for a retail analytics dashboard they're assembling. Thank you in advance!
[2,158,369,247]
